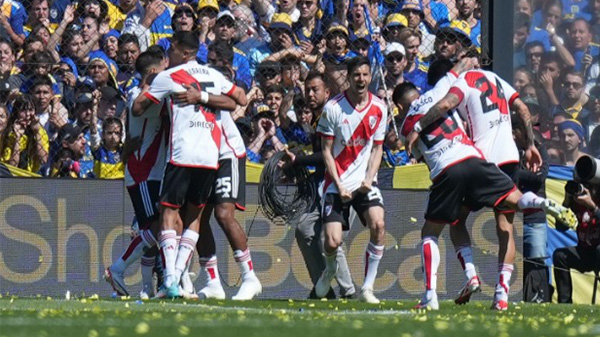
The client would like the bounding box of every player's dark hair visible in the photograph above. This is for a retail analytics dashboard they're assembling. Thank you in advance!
[135,48,165,76]
[118,33,139,48]
[265,84,285,96]
[208,40,234,64]
[392,82,418,106]
[346,56,371,74]
[427,59,454,86]
[172,31,199,52]
[305,70,327,85]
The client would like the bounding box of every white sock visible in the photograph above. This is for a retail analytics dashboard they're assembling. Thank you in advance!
[141,255,155,293]
[234,249,256,280]
[455,245,477,281]
[422,237,440,297]
[517,192,545,211]
[495,264,513,302]
[174,230,199,284]
[112,229,157,273]
[159,230,178,287]
[324,249,337,274]
[200,255,221,286]
[363,242,384,290]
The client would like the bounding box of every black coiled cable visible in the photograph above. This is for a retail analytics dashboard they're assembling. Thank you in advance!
[259,151,316,222]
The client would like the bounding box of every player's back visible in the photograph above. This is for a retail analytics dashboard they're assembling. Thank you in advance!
[450,69,520,166]
[155,61,232,168]
[400,71,483,180]
[125,86,167,187]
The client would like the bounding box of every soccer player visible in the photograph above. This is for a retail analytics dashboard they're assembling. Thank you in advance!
[182,73,264,301]
[399,58,577,310]
[283,71,356,299]
[104,46,169,299]
[420,67,543,309]
[315,56,388,304]
[131,31,243,298]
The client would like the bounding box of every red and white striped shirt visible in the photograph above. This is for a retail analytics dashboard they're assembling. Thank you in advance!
[400,71,483,180]
[145,60,235,168]
[317,92,388,194]
[125,87,167,187]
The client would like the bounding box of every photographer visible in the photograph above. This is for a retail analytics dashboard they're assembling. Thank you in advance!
[553,169,600,303]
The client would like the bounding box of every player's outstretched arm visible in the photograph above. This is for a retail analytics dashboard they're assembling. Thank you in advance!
[417,91,461,131]
[173,84,237,111]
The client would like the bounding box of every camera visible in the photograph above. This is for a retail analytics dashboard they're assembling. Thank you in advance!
[574,155,600,183]
[565,180,584,195]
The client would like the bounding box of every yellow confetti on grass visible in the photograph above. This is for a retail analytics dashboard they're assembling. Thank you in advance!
[135,322,150,335]
[564,314,575,324]
[88,330,99,337]
[178,326,190,336]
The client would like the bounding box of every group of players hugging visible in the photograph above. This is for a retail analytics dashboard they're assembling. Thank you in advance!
[103,30,578,311]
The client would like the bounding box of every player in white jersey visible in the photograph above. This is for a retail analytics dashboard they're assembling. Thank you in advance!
[171,69,262,301]
[412,68,543,309]
[315,57,388,304]
[400,58,577,311]
[438,69,543,308]
[105,47,169,299]
[131,32,245,298]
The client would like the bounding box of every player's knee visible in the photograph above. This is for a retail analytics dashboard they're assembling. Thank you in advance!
[214,206,234,226]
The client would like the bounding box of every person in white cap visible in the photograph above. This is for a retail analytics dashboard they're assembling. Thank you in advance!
[380,42,407,97]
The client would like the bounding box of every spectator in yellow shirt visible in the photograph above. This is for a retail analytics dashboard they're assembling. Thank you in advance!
[93,117,124,178]
[0,95,49,173]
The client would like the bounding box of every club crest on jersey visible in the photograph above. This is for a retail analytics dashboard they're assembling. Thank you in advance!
[325,205,332,216]
[369,116,377,129]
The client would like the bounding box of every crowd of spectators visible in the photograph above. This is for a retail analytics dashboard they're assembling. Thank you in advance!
[514,0,600,165]
[0,0,484,177]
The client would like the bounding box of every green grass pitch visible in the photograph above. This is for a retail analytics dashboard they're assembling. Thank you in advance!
[1,297,599,337]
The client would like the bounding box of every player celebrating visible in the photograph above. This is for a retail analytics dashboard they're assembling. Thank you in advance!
[104,46,169,299]
[131,31,243,298]
[399,58,577,310]
[179,74,263,301]
[315,56,388,304]
[283,71,356,299]
[418,67,544,309]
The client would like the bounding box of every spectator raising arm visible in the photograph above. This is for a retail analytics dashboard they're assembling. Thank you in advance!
[47,5,75,62]
[0,5,25,46]
[547,23,575,69]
